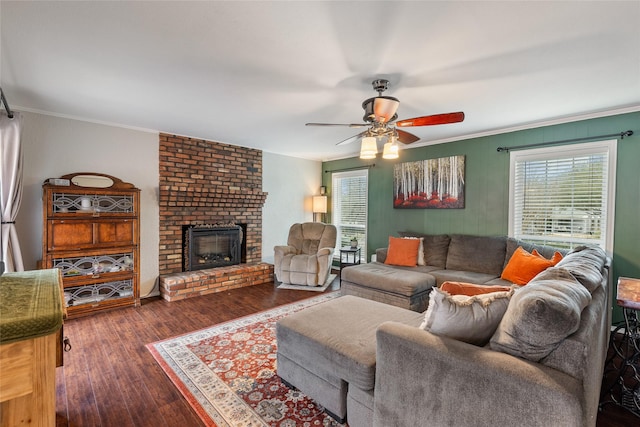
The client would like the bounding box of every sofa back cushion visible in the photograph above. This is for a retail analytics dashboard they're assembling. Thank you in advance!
[287,222,337,255]
[555,245,607,293]
[445,235,507,275]
[490,267,592,361]
[398,232,451,268]
[540,281,608,377]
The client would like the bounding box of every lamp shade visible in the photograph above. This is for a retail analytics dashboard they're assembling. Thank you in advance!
[382,141,399,159]
[312,195,327,213]
[359,136,378,159]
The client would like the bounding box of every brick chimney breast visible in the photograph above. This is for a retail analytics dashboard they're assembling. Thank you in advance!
[158,133,268,275]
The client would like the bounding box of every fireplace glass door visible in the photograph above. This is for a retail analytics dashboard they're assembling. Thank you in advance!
[185,226,242,271]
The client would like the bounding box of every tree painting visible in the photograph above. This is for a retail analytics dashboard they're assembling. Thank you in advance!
[393,155,465,209]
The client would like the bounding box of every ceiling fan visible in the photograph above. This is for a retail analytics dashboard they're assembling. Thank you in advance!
[306,79,464,157]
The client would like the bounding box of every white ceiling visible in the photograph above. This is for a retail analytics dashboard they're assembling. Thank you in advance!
[1,1,639,161]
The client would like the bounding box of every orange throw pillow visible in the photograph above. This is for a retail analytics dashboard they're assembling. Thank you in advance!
[531,249,564,265]
[441,281,513,296]
[501,246,555,285]
[384,236,420,267]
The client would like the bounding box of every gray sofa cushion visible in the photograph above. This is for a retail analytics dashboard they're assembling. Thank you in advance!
[540,283,608,378]
[446,235,507,275]
[490,267,592,361]
[484,276,520,287]
[276,295,424,391]
[555,245,607,293]
[341,262,435,297]
[398,233,451,268]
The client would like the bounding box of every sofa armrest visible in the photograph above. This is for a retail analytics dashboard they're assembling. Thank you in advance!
[373,322,585,427]
[274,245,296,256]
[274,245,297,281]
[316,247,335,285]
[375,247,388,263]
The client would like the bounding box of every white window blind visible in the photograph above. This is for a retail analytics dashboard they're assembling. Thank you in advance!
[332,170,368,261]
[509,140,616,252]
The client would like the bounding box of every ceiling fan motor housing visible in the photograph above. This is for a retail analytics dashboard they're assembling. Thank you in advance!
[362,96,399,123]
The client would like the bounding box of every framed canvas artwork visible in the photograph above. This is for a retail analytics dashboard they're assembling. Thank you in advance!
[393,155,465,209]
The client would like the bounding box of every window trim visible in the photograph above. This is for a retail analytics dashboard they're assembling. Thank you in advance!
[508,139,617,253]
[331,169,369,262]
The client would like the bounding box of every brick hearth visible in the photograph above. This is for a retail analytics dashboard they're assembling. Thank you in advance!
[158,133,271,300]
[159,263,274,302]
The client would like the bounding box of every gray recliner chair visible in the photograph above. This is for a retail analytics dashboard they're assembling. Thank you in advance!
[274,222,337,286]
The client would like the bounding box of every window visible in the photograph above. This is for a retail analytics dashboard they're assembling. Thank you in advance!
[509,140,616,252]
[332,170,368,262]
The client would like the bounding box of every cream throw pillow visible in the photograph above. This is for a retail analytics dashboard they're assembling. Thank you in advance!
[420,287,515,346]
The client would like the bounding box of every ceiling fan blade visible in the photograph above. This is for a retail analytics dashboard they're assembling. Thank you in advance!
[336,131,368,146]
[396,112,465,127]
[306,122,368,128]
[373,97,400,123]
[396,129,420,144]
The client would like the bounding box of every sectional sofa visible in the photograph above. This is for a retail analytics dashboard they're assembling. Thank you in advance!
[340,234,567,312]
[276,234,611,427]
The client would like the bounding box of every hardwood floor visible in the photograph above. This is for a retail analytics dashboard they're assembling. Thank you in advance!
[55,280,337,426]
[55,279,636,426]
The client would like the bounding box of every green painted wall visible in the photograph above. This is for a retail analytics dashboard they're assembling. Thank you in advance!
[323,111,639,323]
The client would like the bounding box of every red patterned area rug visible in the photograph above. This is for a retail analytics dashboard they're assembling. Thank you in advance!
[147,293,346,427]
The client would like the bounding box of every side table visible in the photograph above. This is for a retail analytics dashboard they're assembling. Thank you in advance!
[600,277,640,417]
[339,246,361,283]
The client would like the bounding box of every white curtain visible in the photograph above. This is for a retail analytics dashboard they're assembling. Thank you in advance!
[0,111,24,272]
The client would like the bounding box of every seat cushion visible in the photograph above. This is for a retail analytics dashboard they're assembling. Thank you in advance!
[277,253,322,286]
[340,262,435,297]
[276,295,424,391]
[283,253,319,273]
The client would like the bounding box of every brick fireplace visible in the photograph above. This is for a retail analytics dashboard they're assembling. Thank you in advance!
[158,133,272,301]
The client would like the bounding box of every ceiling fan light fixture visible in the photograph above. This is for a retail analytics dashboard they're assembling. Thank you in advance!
[382,134,399,160]
[306,79,464,154]
[359,136,377,159]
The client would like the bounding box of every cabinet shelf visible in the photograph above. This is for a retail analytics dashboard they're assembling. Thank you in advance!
[63,279,134,307]
[51,192,135,214]
[52,251,135,277]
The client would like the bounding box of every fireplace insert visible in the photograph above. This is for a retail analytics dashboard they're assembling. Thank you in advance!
[184,225,243,271]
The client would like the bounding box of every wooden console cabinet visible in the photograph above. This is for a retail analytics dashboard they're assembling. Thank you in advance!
[42,173,140,318]
[0,269,64,427]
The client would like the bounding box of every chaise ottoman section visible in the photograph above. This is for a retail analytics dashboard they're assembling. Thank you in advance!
[340,262,436,311]
[276,295,423,422]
